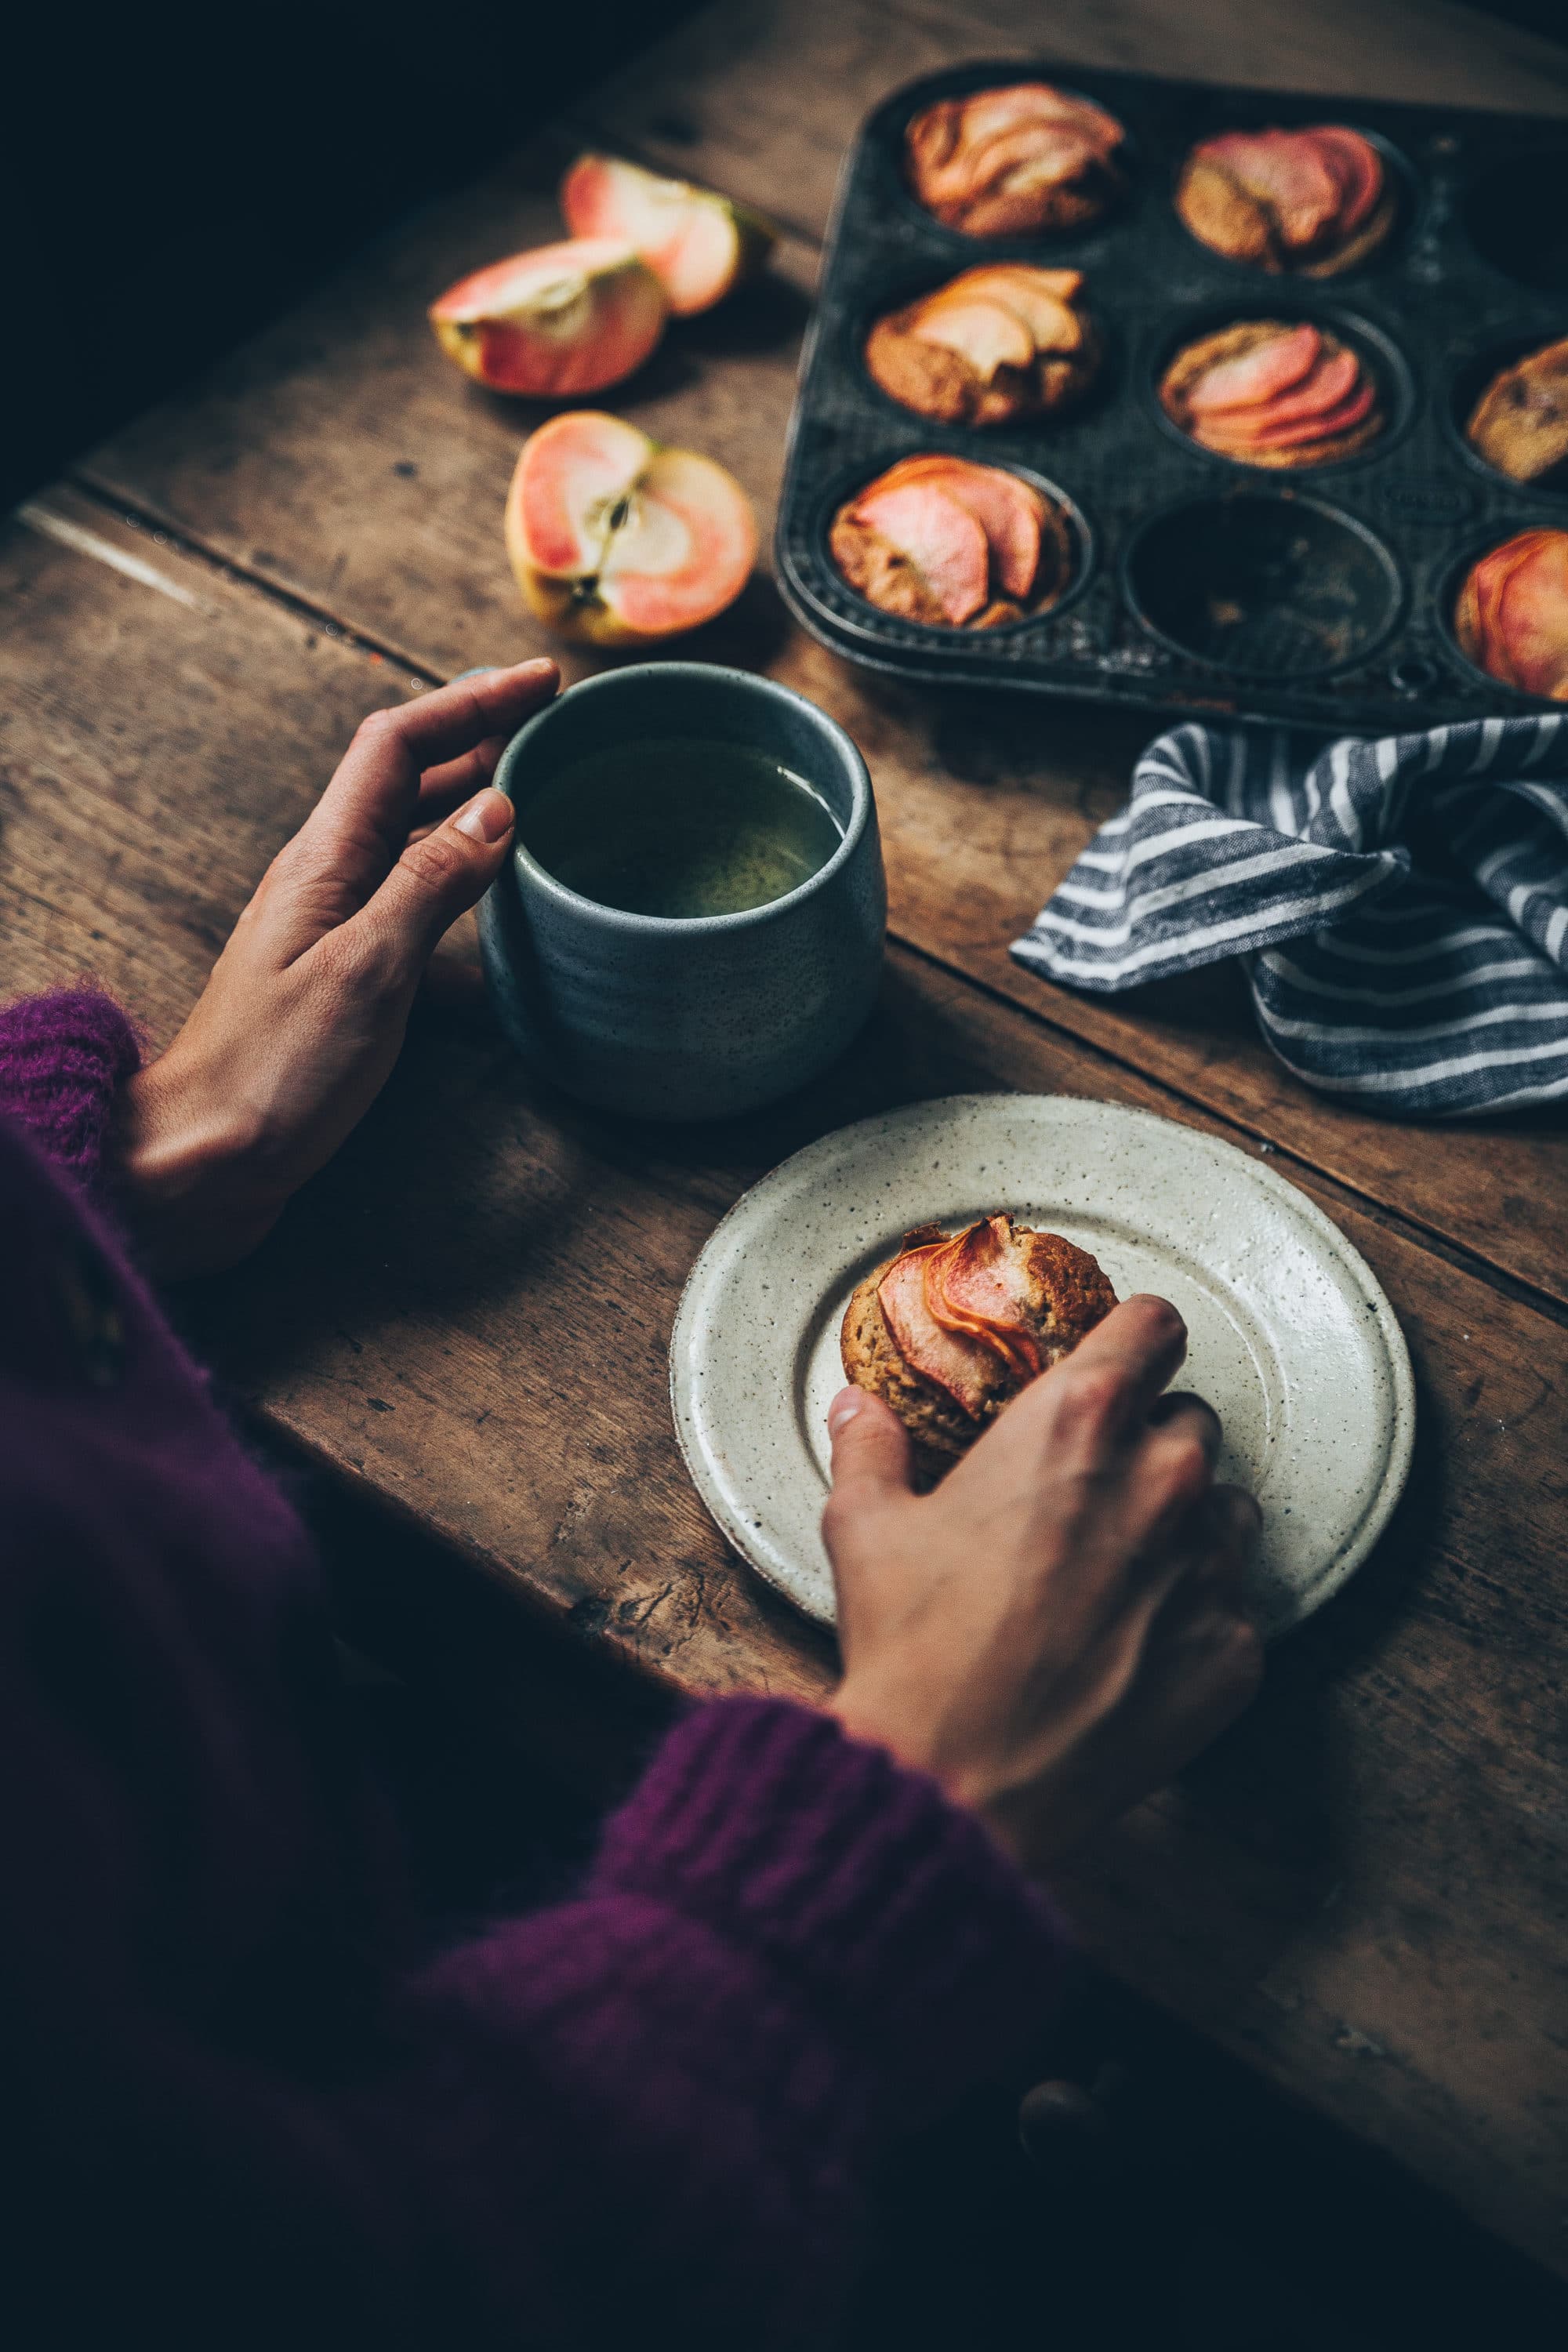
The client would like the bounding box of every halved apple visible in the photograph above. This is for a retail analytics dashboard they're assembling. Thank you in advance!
[505,410,756,643]
[430,238,666,395]
[561,154,778,317]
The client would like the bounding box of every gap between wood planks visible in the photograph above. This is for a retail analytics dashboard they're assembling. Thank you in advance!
[42,478,1568,1338]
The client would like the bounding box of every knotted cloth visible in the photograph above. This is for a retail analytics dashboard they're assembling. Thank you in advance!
[1011,714,1568,1118]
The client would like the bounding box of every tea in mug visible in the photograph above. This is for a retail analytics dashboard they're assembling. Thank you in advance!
[520,735,844,920]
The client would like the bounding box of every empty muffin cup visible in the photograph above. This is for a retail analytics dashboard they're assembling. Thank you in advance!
[1124,493,1403,677]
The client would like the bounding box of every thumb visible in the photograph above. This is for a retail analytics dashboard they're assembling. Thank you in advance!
[351,785,516,968]
[826,1387,915,1519]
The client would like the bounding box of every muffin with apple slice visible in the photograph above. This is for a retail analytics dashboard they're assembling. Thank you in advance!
[1465,337,1568,488]
[866,265,1100,427]
[830,455,1076,630]
[905,81,1128,235]
[1160,319,1385,468]
[1454,529,1568,699]
[841,1214,1118,1486]
[1175,125,1396,277]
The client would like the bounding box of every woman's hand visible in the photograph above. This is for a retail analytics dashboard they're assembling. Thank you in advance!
[118,660,558,1276]
[822,1295,1262,1870]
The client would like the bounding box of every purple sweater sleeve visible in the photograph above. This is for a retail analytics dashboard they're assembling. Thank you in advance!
[0,988,140,1181]
[401,1698,1061,2343]
[0,991,1064,2341]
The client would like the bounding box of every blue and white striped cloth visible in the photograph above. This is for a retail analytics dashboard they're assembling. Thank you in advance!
[1011,714,1568,1118]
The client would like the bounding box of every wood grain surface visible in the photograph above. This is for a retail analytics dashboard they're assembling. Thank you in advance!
[74,10,1568,1307]
[6,0,1568,2285]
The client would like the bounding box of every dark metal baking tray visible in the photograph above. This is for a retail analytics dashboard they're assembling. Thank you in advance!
[775,59,1568,728]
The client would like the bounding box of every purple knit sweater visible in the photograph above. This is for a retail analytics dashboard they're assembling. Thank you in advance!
[0,993,1060,2347]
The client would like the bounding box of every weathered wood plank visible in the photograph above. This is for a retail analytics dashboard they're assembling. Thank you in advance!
[2,491,1566,2274]
[75,22,1568,1305]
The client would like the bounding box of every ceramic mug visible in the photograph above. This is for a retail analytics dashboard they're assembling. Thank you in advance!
[477,662,886,1120]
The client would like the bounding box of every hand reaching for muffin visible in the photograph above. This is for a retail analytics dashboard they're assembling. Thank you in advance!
[826,1291,1264,1868]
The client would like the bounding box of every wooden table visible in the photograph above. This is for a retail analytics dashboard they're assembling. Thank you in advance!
[5,0,1567,2290]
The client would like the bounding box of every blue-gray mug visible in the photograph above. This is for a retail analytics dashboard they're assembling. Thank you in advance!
[477,662,886,1120]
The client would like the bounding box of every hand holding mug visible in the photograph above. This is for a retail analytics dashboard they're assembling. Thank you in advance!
[118,661,559,1276]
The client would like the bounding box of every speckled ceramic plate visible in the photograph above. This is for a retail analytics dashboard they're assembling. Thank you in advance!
[670,1094,1414,1637]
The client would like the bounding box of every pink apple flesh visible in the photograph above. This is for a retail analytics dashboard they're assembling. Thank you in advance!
[506,411,757,643]
[430,238,666,395]
[852,483,991,622]
[560,153,777,317]
[877,455,1044,601]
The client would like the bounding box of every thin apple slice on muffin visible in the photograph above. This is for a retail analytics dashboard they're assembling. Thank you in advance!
[866,264,1099,426]
[840,1214,1118,1485]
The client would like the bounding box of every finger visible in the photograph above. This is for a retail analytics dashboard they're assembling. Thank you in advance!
[331,662,557,818]
[343,784,517,976]
[1145,1389,1221,1442]
[413,735,512,813]
[268,662,557,947]
[986,1294,1189,1475]
[1190,1484,1263,1592]
[1128,1392,1223,1534]
[1145,1486,1262,1649]
[822,1388,915,1531]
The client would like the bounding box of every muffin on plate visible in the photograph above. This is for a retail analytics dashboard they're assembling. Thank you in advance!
[865,265,1100,427]
[1454,529,1568,699]
[1465,337,1568,488]
[829,454,1076,629]
[1175,125,1396,276]
[1159,319,1385,467]
[841,1214,1118,1484]
[904,81,1127,236]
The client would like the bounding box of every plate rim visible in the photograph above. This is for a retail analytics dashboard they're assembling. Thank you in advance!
[670,1091,1416,1635]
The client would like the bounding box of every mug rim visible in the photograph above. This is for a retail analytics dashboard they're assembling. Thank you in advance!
[492,662,874,935]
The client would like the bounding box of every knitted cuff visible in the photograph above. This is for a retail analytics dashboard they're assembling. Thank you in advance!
[590,1696,1063,2129]
[0,990,141,1182]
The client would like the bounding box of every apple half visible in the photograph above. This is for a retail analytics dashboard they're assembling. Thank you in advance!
[561,154,778,317]
[430,238,666,396]
[506,411,757,643]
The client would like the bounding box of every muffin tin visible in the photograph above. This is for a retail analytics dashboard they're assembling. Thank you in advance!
[775,60,1568,728]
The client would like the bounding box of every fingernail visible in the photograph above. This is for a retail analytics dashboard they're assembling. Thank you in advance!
[455,787,514,843]
[828,1388,866,1438]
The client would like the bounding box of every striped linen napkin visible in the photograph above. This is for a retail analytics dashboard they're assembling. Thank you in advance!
[1011,714,1568,1118]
